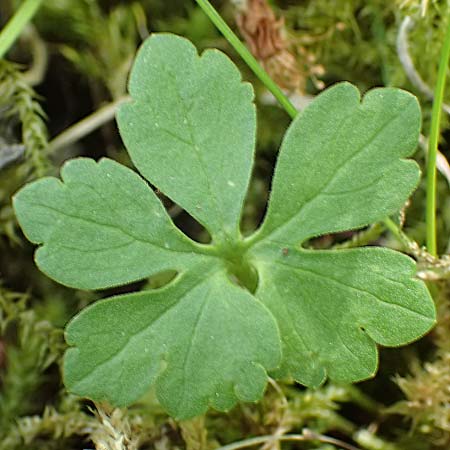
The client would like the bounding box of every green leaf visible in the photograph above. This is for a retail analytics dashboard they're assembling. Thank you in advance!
[117,34,256,243]
[13,157,204,289]
[253,83,422,246]
[251,244,435,387]
[13,33,436,419]
[64,262,281,420]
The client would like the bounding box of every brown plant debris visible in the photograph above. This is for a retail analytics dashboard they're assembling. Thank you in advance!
[235,0,324,93]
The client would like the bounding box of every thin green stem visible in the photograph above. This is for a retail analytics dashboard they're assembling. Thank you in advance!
[382,218,403,241]
[383,217,424,258]
[0,0,44,59]
[426,18,450,257]
[332,223,385,249]
[194,0,298,119]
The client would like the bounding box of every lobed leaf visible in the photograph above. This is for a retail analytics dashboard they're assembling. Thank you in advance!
[64,263,281,419]
[251,244,435,387]
[117,34,256,243]
[12,33,437,419]
[254,82,422,246]
[13,157,204,289]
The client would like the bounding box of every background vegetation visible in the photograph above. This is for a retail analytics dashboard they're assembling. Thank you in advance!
[1,0,450,448]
